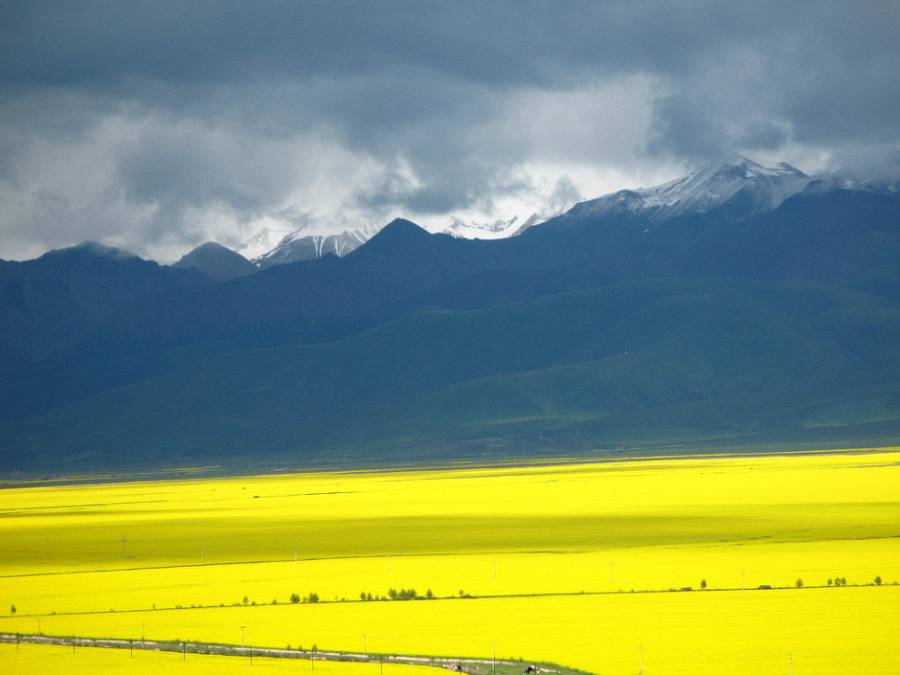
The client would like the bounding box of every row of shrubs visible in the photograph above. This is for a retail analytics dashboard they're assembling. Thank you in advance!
[9,576,890,617]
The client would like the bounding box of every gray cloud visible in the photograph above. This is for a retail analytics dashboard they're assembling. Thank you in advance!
[1,1,898,259]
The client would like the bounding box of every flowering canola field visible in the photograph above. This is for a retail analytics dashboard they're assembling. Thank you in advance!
[0,641,425,674]
[1,449,899,673]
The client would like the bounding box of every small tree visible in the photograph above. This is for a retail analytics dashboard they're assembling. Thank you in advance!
[242,596,249,605]
[308,592,319,603]
[290,593,301,604]
[426,588,434,599]
[827,578,833,586]
[9,604,15,615]
[360,592,367,601]
[875,576,882,586]
[796,578,803,588]
[700,579,707,590]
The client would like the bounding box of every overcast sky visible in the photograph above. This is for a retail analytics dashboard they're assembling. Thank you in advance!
[1,1,898,261]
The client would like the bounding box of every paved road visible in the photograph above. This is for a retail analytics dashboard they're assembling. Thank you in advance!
[0,631,582,674]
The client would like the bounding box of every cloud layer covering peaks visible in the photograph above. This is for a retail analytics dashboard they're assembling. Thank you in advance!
[1,1,898,260]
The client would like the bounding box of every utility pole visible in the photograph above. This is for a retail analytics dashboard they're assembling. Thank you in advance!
[141,622,145,647]
[130,638,133,658]
[182,639,186,661]
[240,626,246,649]
[72,634,75,654]
[364,634,367,657]
[492,640,496,673]
[741,568,745,591]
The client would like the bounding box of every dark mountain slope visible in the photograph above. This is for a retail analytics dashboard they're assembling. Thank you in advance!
[4,278,897,469]
[0,242,208,377]
[519,187,900,294]
[0,220,539,421]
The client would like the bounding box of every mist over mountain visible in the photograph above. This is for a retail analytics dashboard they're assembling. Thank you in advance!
[2,157,898,470]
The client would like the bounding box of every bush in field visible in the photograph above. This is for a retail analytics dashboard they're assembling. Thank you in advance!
[9,604,15,615]
[386,587,418,600]
[827,578,833,586]
[875,576,882,586]
[307,592,319,603]
[796,578,803,588]
[426,589,434,599]
[700,579,707,590]
[290,593,300,604]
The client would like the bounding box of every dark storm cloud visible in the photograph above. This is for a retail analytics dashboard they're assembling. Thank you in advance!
[1,0,899,258]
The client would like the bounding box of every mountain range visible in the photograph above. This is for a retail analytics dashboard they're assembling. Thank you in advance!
[2,155,898,471]
[225,210,544,275]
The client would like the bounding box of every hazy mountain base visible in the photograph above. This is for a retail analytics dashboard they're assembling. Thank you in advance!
[4,277,899,470]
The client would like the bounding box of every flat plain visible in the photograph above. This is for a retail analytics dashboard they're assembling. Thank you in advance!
[1,449,898,673]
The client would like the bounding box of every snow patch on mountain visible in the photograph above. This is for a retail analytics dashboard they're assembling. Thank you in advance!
[443,215,529,240]
[253,224,382,268]
[238,227,294,260]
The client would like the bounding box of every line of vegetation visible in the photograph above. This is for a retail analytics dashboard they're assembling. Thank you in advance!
[4,577,893,618]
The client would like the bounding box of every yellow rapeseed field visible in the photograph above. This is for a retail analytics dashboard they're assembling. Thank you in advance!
[0,642,435,674]
[4,586,897,674]
[1,448,898,673]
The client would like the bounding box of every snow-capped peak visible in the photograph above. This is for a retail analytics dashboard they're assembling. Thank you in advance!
[575,154,811,221]
[444,216,527,240]
[238,226,294,260]
[253,224,382,268]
